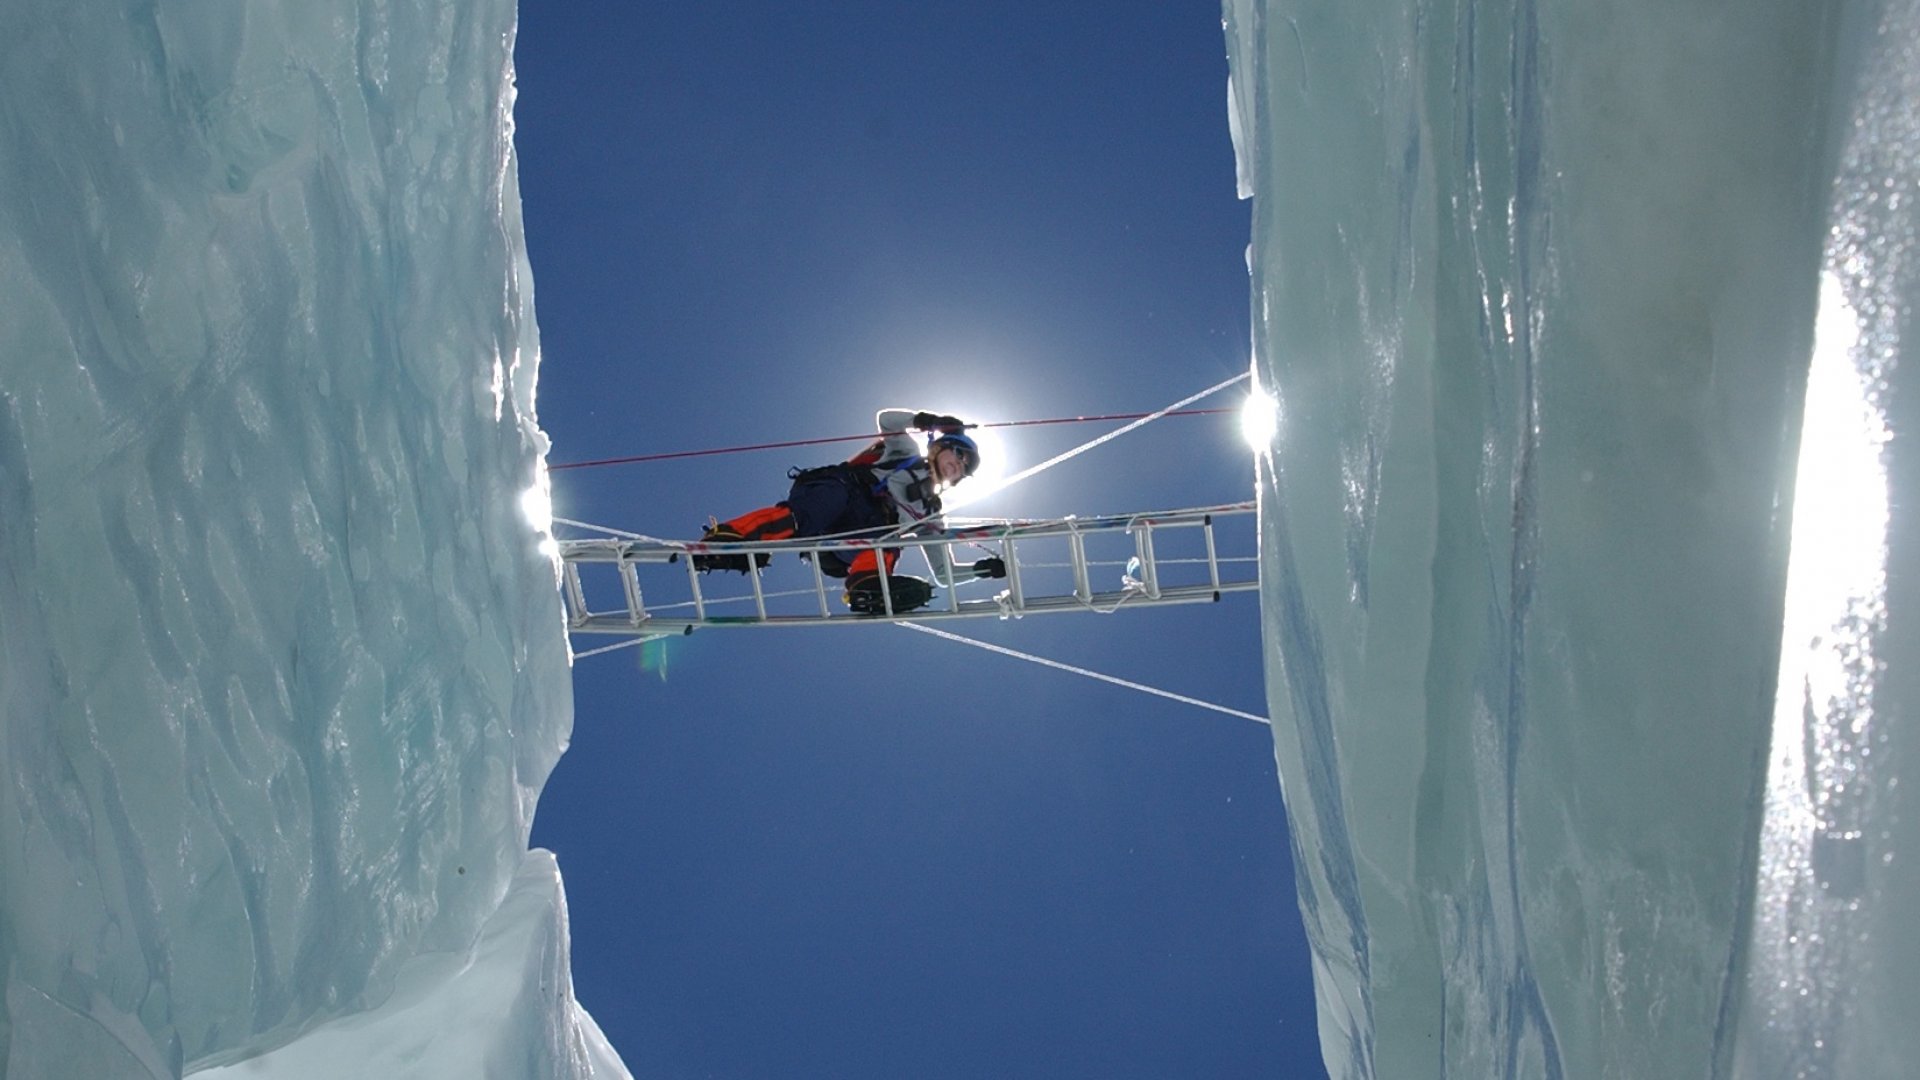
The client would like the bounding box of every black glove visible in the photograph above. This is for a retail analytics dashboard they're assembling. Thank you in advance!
[913,411,965,434]
[971,557,1007,579]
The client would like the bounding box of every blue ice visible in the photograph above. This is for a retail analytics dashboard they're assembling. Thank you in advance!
[1228,0,1920,1075]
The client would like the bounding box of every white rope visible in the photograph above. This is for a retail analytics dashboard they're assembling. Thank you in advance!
[571,636,651,660]
[558,373,1251,548]
[1022,556,1260,570]
[939,500,1254,531]
[639,585,820,613]
[551,517,680,544]
[971,371,1250,501]
[897,622,1270,726]
[883,371,1252,537]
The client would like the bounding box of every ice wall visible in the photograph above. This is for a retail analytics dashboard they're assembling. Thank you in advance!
[1736,2,1920,1075]
[0,3,622,1076]
[1229,0,1919,1075]
[190,852,627,1080]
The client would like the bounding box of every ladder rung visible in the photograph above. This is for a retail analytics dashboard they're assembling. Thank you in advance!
[1203,517,1222,593]
[1069,529,1091,603]
[1005,537,1026,614]
[810,548,832,617]
[564,562,589,626]
[619,560,645,625]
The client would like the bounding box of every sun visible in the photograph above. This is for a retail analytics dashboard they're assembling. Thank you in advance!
[1239,383,1279,451]
[938,421,1008,511]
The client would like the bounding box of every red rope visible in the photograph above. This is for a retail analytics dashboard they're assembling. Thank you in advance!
[549,407,1236,471]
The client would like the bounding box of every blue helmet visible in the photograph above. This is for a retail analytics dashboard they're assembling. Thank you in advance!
[931,431,980,477]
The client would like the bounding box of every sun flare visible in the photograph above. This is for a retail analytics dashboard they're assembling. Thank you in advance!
[1239,384,1279,451]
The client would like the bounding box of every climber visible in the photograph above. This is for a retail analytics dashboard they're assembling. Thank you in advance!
[693,409,1005,612]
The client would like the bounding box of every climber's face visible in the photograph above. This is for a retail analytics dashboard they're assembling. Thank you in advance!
[931,443,971,486]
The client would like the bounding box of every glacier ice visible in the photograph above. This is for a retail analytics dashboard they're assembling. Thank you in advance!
[1227,0,1920,1075]
[0,2,625,1076]
[190,851,627,1080]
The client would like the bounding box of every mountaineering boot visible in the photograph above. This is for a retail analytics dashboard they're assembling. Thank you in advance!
[844,570,935,614]
[690,523,761,574]
[690,507,795,574]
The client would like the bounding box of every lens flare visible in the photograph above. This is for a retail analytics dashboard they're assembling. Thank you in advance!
[940,423,1007,510]
[519,481,553,533]
[1239,385,1279,451]
[520,478,560,566]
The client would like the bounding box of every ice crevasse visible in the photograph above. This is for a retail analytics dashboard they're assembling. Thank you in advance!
[0,2,627,1076]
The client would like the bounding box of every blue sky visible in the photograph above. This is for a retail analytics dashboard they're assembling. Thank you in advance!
[515,5,1322,1076]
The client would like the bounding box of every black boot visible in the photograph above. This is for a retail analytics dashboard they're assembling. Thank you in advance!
[691,523,771,574]
[844,571,934,614]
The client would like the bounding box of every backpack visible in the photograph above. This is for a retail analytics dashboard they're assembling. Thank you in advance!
[787,449,941,513]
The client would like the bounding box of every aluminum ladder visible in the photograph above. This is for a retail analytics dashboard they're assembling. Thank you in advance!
[558,501,1258,644]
